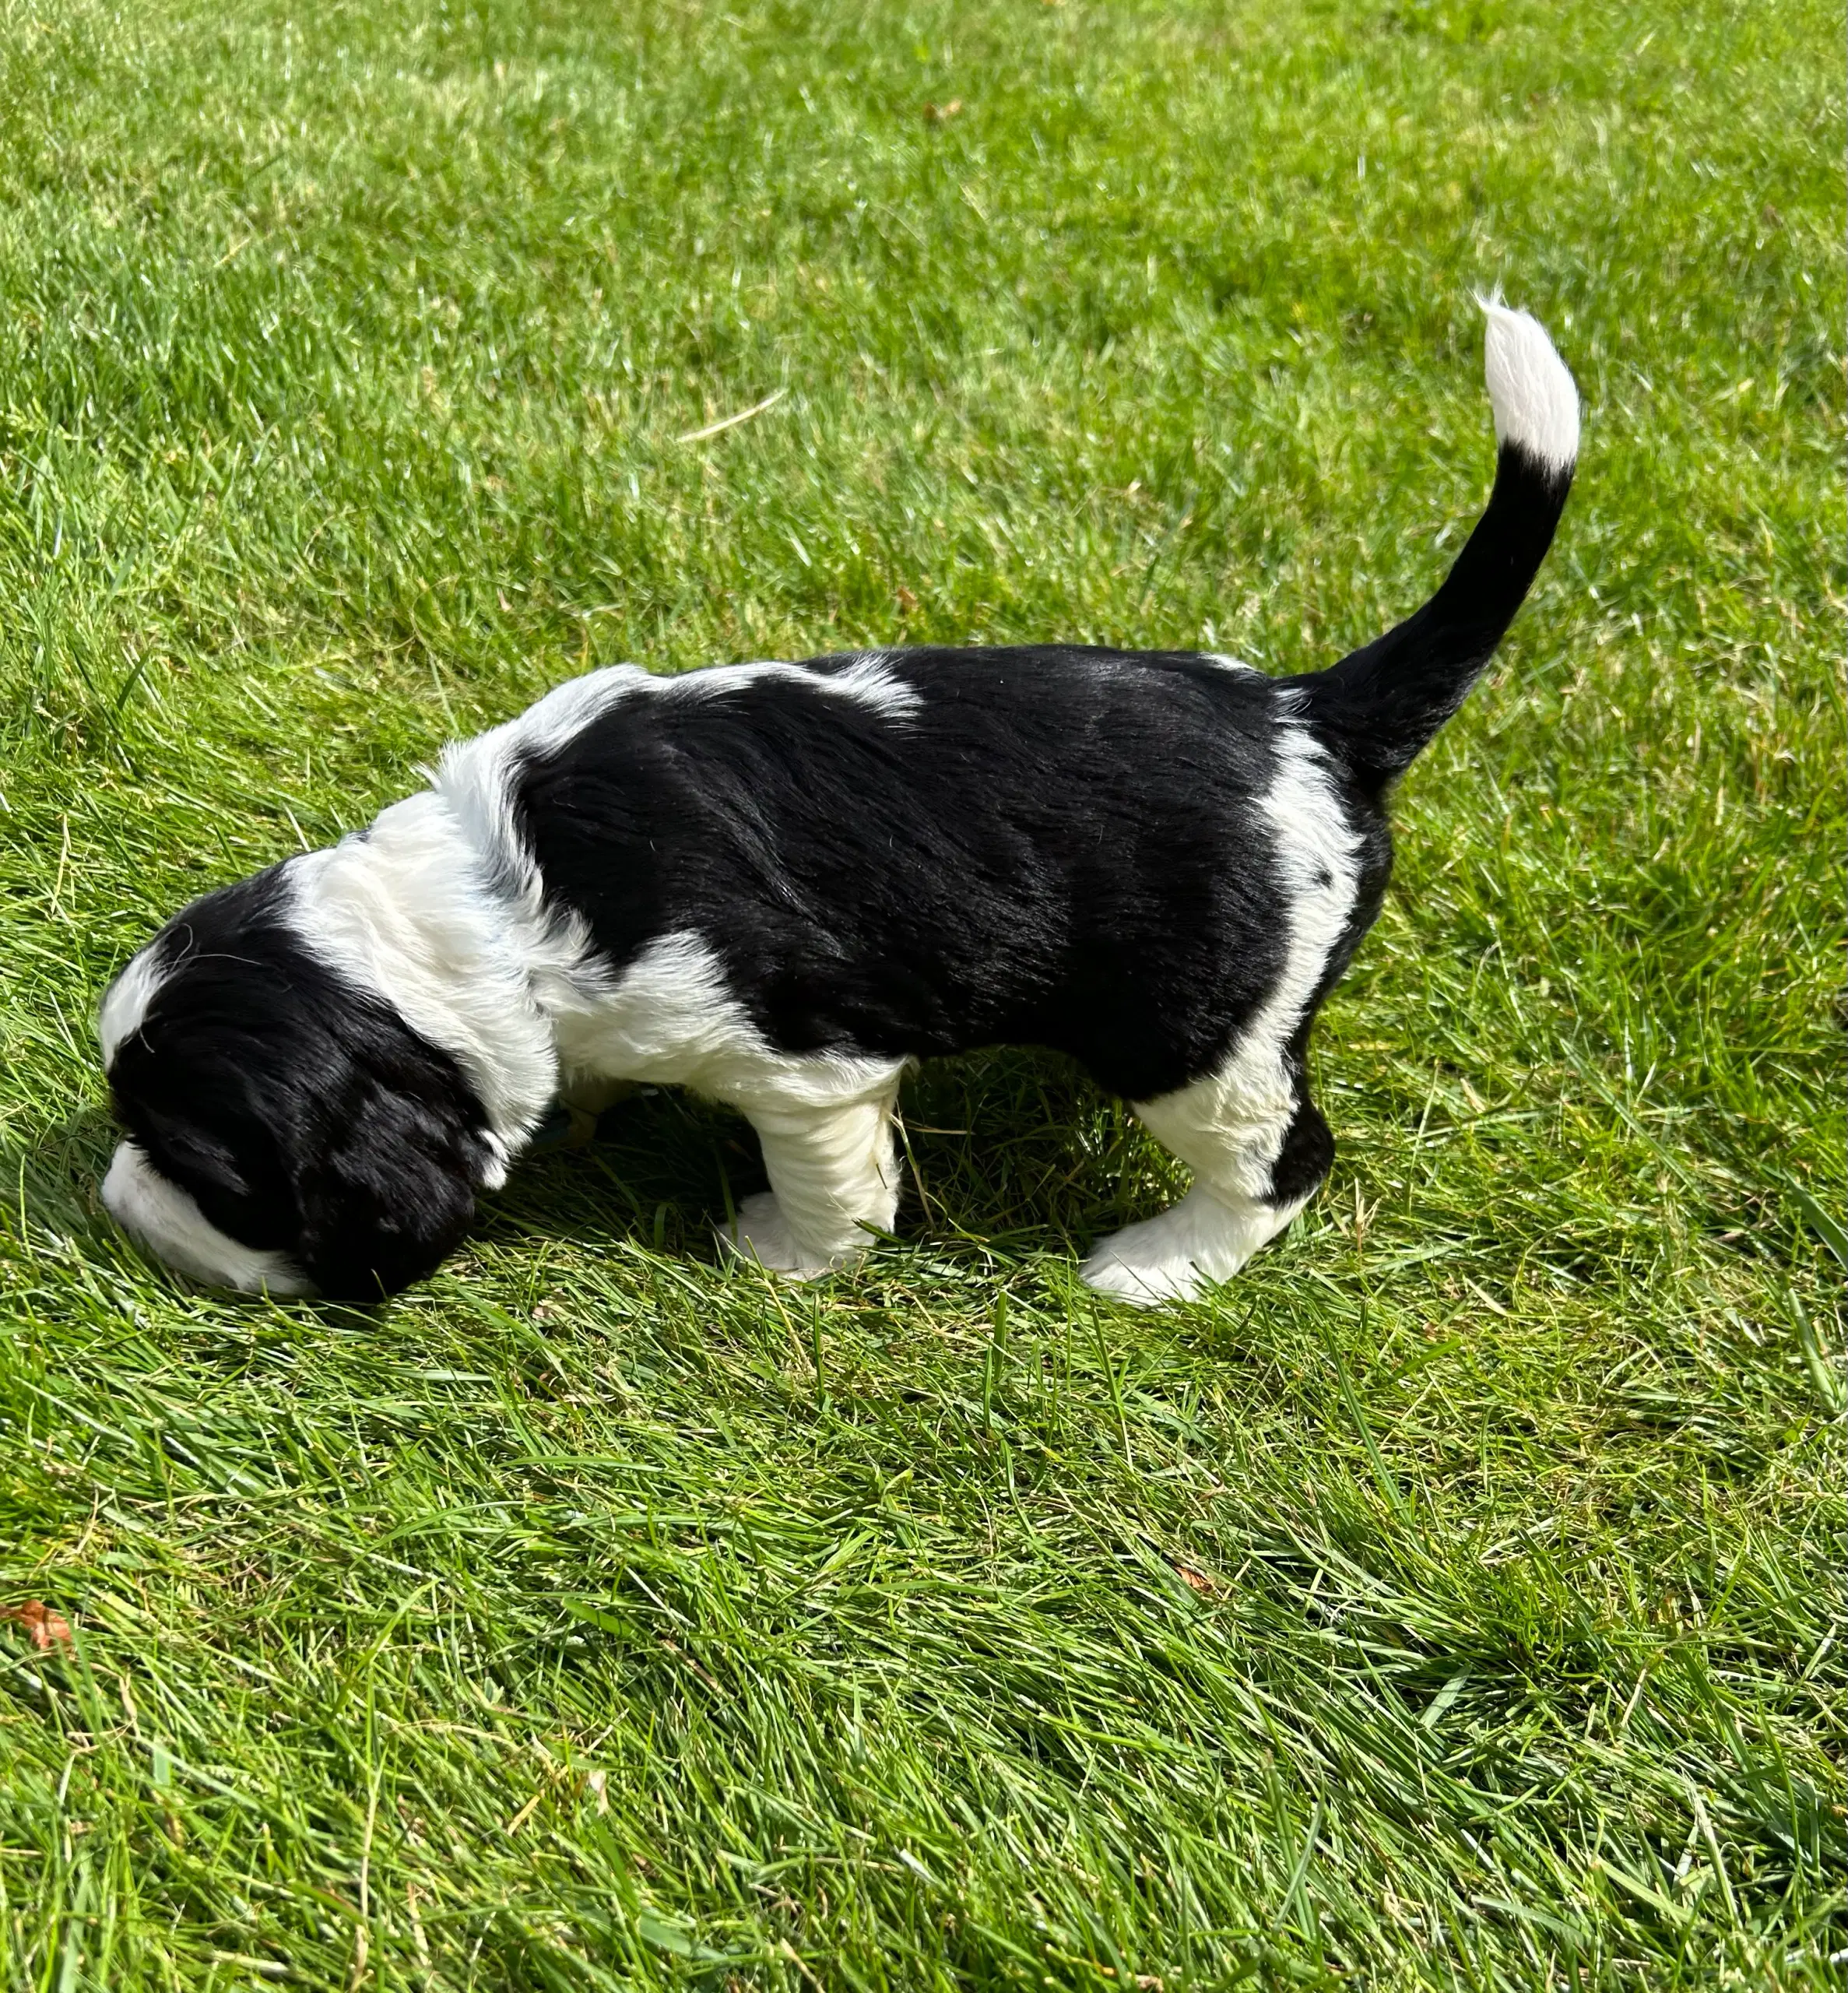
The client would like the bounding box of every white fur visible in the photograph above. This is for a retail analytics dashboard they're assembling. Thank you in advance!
[1480,301,1579,478]
[285,793,558,1183]
[1080,723,1361,1303]
[497,663,654,759]
[1080,1184,1309,1304]
[102,1141,311,1295]
[672,654,921,722]
[534,930,907,1273]
[97,947,170,1066]
[539,931,901,1105]
[724,1087,902,1276]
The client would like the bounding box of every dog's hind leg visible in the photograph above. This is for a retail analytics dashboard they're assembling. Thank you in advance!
[1080,1049,1333,1306]
[1078,715,1369,1306]
[723,1083,903,1278]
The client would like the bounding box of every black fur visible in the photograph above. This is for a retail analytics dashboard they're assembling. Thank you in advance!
[511,435,1570,1112]
[515,649,1302,1102]
[107,866,494,1300]
[1291,441,1574,786]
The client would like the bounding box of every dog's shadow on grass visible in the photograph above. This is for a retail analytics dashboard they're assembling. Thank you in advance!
[482,1084,759,1264]
[483,1049,1172,1271]
[17,1050,1172,1297]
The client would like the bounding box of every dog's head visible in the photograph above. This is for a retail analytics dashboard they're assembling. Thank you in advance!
[99,863,497,1301]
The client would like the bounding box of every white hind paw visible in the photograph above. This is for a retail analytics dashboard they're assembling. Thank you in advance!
[1080,1186,1295,1306]
[1080,1218,1210,1306]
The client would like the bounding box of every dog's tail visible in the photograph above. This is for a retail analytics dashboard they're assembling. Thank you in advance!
[1288,301,1578,786]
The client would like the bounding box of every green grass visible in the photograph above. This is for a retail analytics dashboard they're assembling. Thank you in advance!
[0,0,1843,1984]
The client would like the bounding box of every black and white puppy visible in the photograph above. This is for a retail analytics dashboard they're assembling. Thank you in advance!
[100,304,1577,1305]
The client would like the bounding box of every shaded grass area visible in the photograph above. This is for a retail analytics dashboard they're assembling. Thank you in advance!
[0,0,1843,1985]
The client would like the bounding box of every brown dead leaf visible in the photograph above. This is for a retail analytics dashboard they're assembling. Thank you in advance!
[2,1600,73,1650]
[660,1635,722,1691]
[895,585,919,614]
[921,100,963,123]
[1175,1565,1216,1597]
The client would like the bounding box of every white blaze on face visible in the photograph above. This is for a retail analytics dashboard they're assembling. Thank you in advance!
[100,1141,312,1295]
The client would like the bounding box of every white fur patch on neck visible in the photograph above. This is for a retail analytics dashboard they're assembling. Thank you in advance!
[98,945,170,1068]
[284,793,559,1164]
[102,1141,311,1295]
[1480,299,1580,477]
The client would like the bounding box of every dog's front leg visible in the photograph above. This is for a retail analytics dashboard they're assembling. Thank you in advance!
[722,1086,902,1278]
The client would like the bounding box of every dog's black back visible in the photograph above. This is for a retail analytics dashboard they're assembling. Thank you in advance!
[514,647,1392,1102]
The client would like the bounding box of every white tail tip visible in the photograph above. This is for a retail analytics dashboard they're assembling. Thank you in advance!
[1479,299,1579,477]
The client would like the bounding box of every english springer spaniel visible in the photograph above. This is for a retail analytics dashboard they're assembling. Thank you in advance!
[100,302,1577,1304]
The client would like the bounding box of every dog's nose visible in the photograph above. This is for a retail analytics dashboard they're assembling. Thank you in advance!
[100,1141,138,1229]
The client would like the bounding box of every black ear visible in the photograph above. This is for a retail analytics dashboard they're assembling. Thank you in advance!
[114,1043,301,1253]
[135,1109,258,1204]
[107,865,499,1301]
[293,1077,488,1302]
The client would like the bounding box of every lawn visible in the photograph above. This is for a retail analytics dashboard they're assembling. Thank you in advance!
[0,0,1843,1984]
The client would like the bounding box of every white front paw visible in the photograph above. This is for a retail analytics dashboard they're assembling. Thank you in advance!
[722,1191,813,1275]
[721,1191,863,1280]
